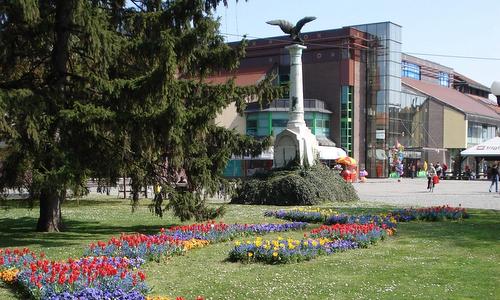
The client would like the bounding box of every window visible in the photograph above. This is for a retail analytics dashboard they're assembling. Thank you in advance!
[401,61,420,80]
[468,122,497,145]
[340,86,353,155]
[438,72,449,87]
[272,119,287,128]
[246,119,257,136]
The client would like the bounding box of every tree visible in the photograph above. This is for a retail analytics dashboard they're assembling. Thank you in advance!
[0,0,281,231]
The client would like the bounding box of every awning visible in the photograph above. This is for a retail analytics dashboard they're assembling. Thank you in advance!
[461,137,500,158]
[231,146,346,161]
[317,146,347,160]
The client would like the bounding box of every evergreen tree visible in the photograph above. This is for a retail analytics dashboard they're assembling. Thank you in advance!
[0,0,281,231]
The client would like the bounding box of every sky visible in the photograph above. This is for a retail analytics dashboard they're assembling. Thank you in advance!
[215,0,500,91]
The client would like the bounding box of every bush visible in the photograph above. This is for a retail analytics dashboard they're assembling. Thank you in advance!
[231,164,359,205]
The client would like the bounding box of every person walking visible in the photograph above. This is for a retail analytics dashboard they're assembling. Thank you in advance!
[427,164,437,191]
[435,162,442,179]
[489,164,499,193]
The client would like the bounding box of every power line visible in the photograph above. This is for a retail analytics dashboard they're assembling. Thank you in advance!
[220,32,500,61]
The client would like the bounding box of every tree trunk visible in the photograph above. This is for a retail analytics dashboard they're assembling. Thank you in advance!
[36,188,63,232]
[131,176,141,211]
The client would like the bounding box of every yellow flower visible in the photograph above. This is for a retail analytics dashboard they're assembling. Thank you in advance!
[0,269,19,284]
[146,296,173,300]
[272,252,278,257]
[234,241,241,246]
[247,252,253,257]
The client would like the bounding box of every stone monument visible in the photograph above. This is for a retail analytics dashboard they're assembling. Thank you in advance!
[267,17,319,168]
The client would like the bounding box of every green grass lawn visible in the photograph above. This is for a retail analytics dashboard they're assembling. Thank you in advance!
[1,197,499,299]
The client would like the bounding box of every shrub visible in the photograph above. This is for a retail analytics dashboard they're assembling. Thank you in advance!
[231,164,359,205]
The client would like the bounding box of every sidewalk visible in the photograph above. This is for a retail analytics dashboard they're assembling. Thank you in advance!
[353,178,500,210]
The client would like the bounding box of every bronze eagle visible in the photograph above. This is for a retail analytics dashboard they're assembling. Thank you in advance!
[266,16,317,43]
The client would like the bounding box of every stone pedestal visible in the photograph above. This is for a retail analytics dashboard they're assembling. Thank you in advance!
[274,44,318,168]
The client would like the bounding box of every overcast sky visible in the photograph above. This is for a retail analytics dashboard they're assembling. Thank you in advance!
[215,0,500,90]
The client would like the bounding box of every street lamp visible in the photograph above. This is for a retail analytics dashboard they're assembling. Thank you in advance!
[491,81,500,106]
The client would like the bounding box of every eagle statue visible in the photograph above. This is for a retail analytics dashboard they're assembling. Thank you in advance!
[266,16,317,43]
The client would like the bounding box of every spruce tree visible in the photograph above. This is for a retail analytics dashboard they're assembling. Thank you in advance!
[0,0,281,231]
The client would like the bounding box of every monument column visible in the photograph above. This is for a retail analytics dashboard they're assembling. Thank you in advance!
[273,44,318,168]
[286,44,307,129]
[267,16,318,168]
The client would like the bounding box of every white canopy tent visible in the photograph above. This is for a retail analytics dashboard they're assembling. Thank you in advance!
[317,146,347,160]
[232,146,347,161]
[460,137,500,159]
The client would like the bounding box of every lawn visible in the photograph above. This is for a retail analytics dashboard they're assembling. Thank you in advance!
[1,197,499,299]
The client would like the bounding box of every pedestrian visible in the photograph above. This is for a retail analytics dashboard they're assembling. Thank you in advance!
[359,168,368,183]
[410,164,416,179]
[489,164,499,193]
[442,163,448,179]
[427,164,437,190]
[435,162,442,178]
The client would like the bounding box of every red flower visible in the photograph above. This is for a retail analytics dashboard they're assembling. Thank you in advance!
[138,271,146,281]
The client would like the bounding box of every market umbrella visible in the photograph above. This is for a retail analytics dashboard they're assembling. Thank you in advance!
[337,156,357,166]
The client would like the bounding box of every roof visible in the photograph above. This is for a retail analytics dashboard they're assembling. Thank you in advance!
[466,94,500,115]
[205,66,272,86]
[402,77,499,119]
[453,72,490,92]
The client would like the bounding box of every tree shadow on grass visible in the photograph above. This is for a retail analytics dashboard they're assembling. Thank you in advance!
[0,216,179,249]
[0,198,127,210]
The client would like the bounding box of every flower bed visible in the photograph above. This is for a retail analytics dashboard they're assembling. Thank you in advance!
[0,250,148,300]
[228,237,358,264]
[308,223,389,248]
[265,209,398,229]
[85,221,308,262]
[1,222,307,299]
[389,205,469,222]
[324,214,398,229]
[264,208,338,223]
[228,223,391,264]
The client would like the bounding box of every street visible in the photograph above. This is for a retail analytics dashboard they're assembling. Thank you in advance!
[353,178,500,210]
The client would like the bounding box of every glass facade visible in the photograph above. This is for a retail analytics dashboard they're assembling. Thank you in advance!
[467,122,497,146]
[340,86,353,156]
[246,111,330,138]
[355,22,402,178]
[402,61,420,80]
[395,90,428,148]
[438,72,449,87]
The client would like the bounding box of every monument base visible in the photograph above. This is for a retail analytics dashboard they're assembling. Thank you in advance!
[274,124,318,168]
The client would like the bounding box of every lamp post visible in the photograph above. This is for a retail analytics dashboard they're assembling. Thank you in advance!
[491,81,500,107]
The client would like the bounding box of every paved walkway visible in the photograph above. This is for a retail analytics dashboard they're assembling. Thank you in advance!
[353,178,500,210]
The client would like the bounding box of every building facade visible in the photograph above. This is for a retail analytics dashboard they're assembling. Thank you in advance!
[215,22,500,178]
